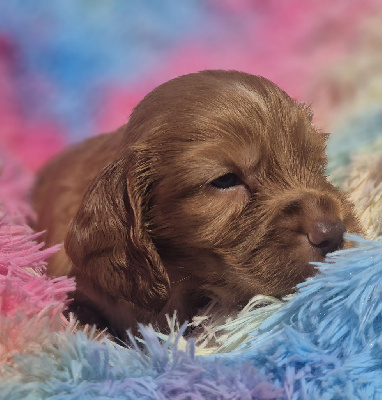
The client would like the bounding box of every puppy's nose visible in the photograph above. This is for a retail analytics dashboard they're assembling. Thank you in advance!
[307,219,346,256]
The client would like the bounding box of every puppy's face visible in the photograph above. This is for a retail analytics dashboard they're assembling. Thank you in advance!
[128,71,361,306]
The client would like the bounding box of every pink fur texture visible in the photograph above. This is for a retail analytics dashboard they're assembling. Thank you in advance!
[0,156,73,363]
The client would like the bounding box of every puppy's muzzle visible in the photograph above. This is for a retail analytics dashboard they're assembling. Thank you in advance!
[277,190,348,258]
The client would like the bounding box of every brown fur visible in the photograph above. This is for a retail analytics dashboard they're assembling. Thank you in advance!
[32,70,362,338]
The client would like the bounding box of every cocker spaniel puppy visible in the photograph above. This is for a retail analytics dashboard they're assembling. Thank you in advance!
[32,70,361,338]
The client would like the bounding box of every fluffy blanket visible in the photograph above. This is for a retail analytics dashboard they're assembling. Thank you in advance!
[1,143,382,400]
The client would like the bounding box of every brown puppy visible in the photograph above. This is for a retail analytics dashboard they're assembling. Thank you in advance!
[32,70,361,338]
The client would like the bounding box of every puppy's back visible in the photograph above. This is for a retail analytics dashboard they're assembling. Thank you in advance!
[32,127,125,276]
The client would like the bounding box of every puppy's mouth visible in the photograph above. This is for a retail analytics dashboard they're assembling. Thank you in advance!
[298,230,345,280]
[307,236,345,260]
[287,229,346,288]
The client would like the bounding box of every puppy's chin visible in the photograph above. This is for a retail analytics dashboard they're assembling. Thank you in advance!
[271,237,343,298]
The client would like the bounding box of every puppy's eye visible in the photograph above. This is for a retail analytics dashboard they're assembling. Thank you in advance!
[211,173,240,189]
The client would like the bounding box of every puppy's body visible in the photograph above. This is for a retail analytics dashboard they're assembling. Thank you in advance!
[33,70,361,338]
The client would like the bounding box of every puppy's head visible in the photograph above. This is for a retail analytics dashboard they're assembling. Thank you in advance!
[66,70,361,316]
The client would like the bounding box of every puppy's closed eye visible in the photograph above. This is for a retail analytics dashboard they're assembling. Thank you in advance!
[32,70,362,339]
[211,173,241,189]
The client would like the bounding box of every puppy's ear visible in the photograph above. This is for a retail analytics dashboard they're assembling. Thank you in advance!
[65,158,170,311]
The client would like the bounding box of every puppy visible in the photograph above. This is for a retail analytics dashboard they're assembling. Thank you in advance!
[32,70,361,338]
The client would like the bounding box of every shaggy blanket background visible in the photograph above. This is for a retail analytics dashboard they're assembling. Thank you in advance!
[1,2,382,399]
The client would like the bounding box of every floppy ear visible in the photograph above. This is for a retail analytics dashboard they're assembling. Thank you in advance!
[65,157,170,311]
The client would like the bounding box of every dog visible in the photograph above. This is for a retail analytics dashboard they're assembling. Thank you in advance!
[32,70,362,338]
